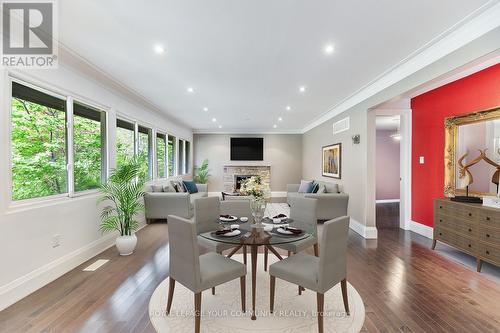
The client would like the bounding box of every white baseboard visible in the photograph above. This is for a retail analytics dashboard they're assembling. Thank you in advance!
[0,223,146,311]
[376,199,400,203]
[410,220,434,239]
[349,218,378,239]
[208,191,287,198]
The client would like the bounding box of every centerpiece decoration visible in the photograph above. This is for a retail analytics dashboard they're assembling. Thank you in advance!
[239,176,269,229]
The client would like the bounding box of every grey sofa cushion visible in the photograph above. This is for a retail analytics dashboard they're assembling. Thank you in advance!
[151,184,164,192]
[163,185,175,192]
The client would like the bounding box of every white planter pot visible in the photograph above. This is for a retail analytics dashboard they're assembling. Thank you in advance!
[116,234,137,256]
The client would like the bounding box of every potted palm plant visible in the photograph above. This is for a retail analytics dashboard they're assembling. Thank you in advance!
[98,157,145,255]
[194,159,210,184]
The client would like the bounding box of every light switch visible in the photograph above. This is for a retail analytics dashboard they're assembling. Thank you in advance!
[419,156,425,164]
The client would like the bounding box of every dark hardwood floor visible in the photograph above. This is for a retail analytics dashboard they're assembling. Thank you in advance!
[1,220,500,332]
[376,202,400,229]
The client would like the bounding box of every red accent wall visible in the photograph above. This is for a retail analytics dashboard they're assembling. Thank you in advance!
[411,64,500,227]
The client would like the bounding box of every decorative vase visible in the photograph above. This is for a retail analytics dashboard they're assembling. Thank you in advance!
[251,197,266,229]
[116,234,137,256]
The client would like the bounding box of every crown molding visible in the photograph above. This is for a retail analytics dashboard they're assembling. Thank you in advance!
[193,129,302,135]
[301,1,500,134]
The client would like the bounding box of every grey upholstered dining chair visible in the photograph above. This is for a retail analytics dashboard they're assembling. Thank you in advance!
[264,197,318,273]
[269,216,350,333]
[166,215,246,333]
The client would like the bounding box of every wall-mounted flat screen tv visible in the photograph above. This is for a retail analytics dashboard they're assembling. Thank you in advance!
[230,137,264,161]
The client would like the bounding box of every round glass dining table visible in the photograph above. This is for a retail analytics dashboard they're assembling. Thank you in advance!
[200,218,312,320]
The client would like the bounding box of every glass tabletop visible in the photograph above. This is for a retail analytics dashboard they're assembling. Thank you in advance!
[199,217,313,245]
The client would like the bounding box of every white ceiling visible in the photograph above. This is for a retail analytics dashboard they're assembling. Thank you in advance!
[59,0,492,132]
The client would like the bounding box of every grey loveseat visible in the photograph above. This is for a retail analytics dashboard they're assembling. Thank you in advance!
[144,183,208,222]
[286,181,348,221]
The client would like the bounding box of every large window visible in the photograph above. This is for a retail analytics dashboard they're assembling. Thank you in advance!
[168,135,176,177]
[178,139,185,175]
[156,132,166,178]
[116,119,135,171]
[138,125,152,179]
[11,82,68,200]
[73,102,106,192]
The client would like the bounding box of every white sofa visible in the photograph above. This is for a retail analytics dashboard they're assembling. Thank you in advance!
[286,180,349,221]
[144,182,208,222]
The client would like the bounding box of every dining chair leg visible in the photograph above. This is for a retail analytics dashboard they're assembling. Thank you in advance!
[194,292,202,333]
[341,278,350,315]
[166,277,176,315]
[243,245,247,265]
[212,287,215,295]
[317,293,324,333]
[298,285,302,295]
[240,276,246,312]
[264,247,268,271]
[287,251,291,257]
[270,275,276,313]
[313,243,319,257]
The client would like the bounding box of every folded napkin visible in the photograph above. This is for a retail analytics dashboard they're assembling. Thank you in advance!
[215,229,233,235]
[220,214,233,219]
[273,213,287,219]
[281,226,302,234]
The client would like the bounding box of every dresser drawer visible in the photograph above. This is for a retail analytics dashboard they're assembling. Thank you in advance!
[478,211,500,228]
[435,215,477,237]
[479,244,500,265]
[435,227,476,254]
[479,227,500,245]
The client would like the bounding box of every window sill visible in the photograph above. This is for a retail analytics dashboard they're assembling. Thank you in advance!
[6,191,101,214]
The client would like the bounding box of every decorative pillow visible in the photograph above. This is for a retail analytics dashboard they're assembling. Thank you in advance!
[317,184,327,193]
[311,182,320,193]
[151,184,164,192]
[326,183,339,193]
[163,185,175,192]
[170,180,183,193]
[183,180,198,194]
[298,180,314,193]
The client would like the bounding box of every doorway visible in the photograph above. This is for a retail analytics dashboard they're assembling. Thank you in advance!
[375,115,401,229]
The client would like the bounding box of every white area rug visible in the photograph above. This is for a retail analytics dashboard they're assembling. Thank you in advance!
[149,254,365,332]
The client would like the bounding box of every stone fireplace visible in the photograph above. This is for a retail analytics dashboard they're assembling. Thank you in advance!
[223,166,271,192]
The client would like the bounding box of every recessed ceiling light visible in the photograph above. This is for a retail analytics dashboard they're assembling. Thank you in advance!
[273,124,277,129]
[212,117,217,122]
[187,87,194,93]
[278,117,283,122]
[286,106,291,111]
[299,86,306,93]
[218,125,222,129]
[324,43,335,55]
[203,107,208,112]
[154,44,165,54]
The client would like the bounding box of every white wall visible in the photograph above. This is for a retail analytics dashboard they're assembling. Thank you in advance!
[0,61,192,310]
[193,134,302,192]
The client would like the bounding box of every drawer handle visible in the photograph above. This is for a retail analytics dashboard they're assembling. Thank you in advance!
[439,219,442,222]
[439,206,443,209]
[468,228,472,232]
[487,217,491,221]
[486,251,490,255]
[468,244,471,248]
[439,232,442,236]
[487,234,490,238]
[468,213,472,217]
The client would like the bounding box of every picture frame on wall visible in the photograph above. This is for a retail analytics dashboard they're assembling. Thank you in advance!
[322,143,341,179]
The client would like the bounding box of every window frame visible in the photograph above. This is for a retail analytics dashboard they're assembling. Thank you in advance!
[137,124,154,180]
[8,76,110,207]
[156,131,167,179]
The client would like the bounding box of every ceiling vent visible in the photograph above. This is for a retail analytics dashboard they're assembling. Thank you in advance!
[333,117,350,135]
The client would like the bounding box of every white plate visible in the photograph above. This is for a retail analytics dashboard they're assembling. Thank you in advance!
[276,228,294,235]
[220,229,241,237]
[219,215,238,222]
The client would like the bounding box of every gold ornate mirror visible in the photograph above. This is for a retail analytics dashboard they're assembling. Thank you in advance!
[444,106,500,197]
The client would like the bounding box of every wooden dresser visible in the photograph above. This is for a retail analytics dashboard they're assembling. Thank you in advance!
[433,198,500,272]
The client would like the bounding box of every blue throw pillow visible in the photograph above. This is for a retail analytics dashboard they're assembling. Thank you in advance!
[183,180,198,194]
[298,180,314,193]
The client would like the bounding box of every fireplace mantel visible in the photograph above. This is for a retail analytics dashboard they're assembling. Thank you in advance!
[222,165,271,192]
